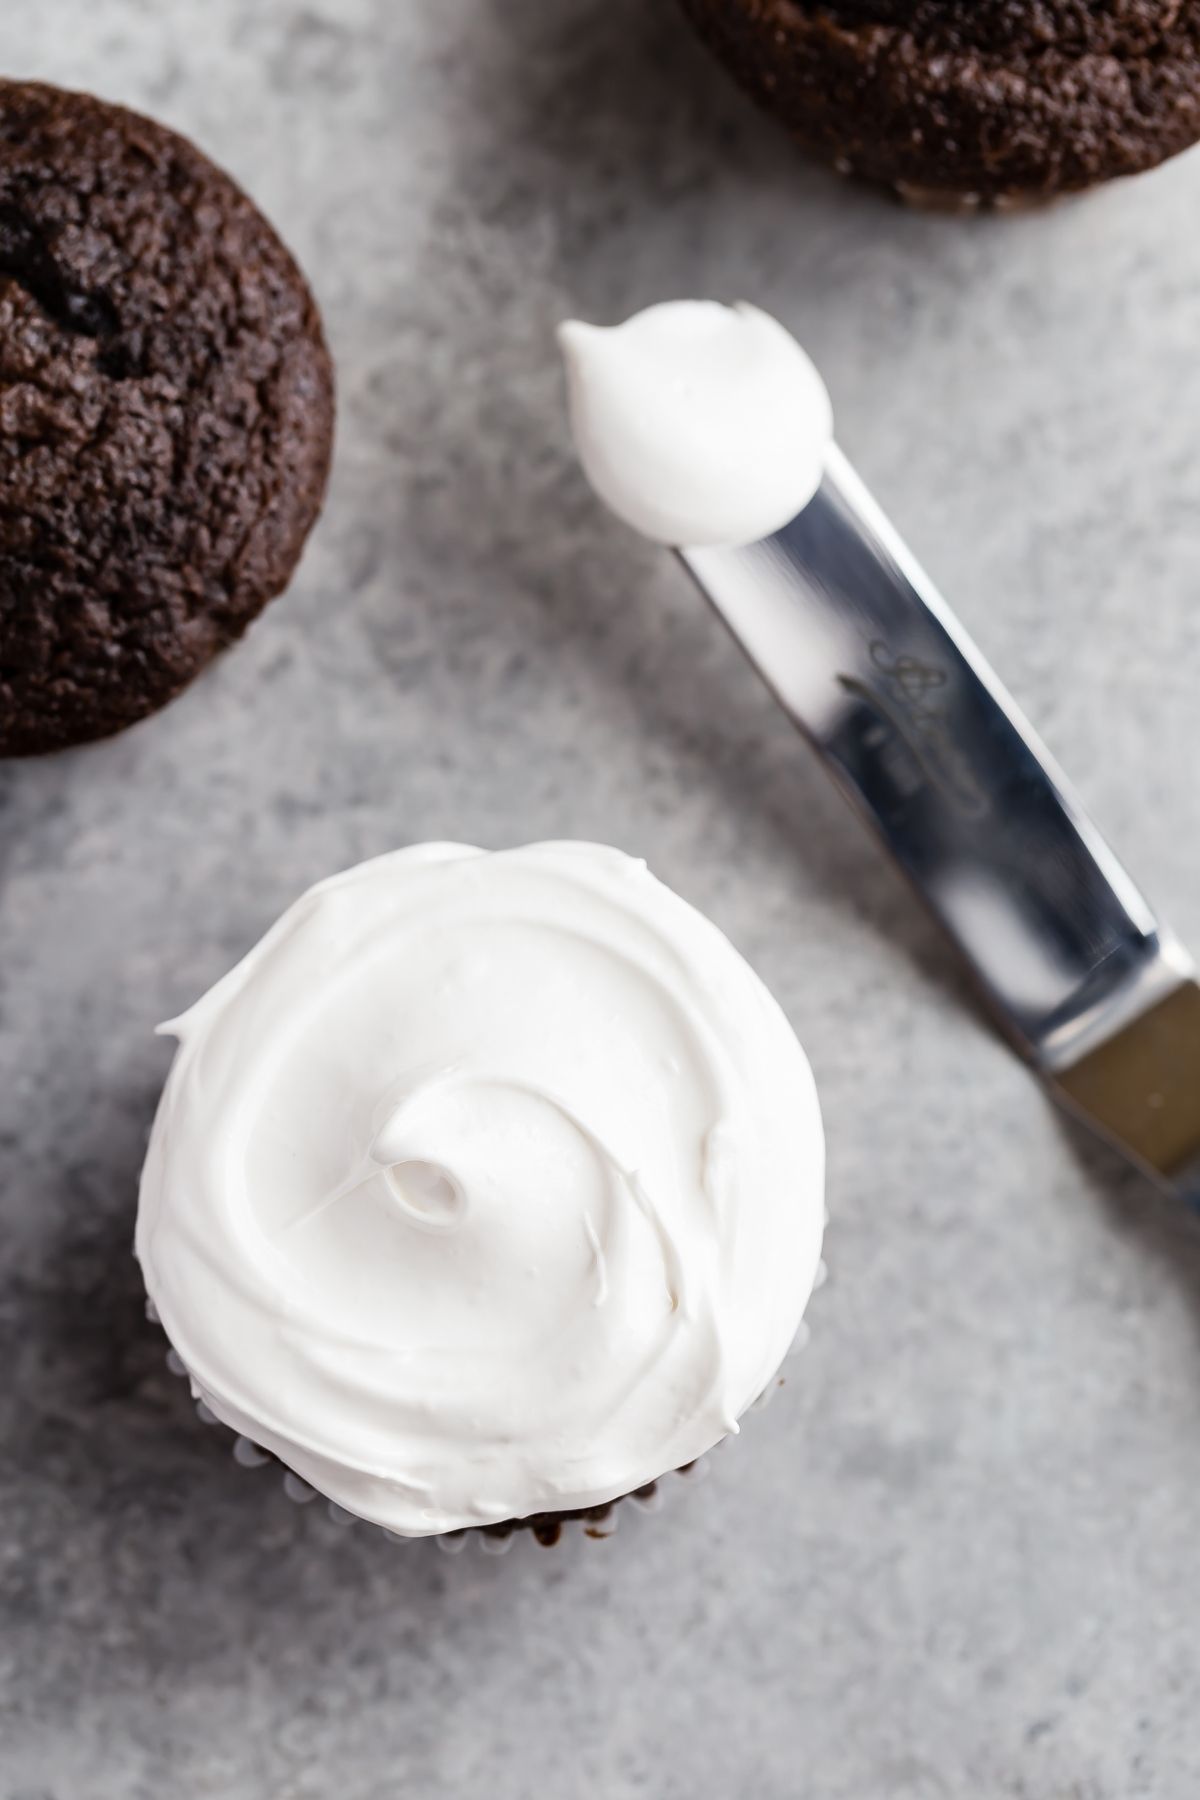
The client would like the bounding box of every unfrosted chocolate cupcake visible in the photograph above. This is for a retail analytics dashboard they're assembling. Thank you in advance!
[678,1,1200,204]
[0,81,334,756]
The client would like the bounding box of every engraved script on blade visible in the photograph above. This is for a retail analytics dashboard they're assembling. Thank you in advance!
[838,643,991,820]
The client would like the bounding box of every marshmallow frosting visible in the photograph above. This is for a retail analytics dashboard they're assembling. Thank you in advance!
[137,842,824,1536]
[559,300,833,547]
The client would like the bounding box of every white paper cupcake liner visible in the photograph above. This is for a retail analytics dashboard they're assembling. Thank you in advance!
[151,1250,828,1554]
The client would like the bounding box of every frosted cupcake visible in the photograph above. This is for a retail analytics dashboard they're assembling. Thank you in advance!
[137,842,824,1542]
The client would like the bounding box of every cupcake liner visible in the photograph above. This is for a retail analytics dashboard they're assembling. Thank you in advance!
[822,152,1059,215]
[151,1248,828,1553]
[890,179,1057,215]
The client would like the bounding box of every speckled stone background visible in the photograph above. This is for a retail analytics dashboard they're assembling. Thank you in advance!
[4,4,1200,1797]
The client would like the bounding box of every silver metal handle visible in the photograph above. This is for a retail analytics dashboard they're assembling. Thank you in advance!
[680,446,1193,1074]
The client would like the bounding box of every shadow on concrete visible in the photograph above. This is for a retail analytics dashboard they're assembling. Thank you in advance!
[1051,1102,1200,1321]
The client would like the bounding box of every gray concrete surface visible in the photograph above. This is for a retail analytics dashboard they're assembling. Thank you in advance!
[4,3,1200,1796]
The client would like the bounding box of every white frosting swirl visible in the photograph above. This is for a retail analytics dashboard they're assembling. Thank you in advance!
[559,300,834,547]
[136,842,824,1536]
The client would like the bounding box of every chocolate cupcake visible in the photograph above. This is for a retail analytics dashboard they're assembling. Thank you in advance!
[0,81,334,756]
[677,1,1200,204]
[136,843,826,1544]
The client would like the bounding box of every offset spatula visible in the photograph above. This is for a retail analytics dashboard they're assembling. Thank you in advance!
[680,444,1200,1203]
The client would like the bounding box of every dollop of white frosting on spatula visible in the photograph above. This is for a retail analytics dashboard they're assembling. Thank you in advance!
[559,300,833,547]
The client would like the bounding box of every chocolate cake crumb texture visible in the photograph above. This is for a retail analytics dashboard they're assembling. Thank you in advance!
[0,81,334,755]
[678,0,1200,200]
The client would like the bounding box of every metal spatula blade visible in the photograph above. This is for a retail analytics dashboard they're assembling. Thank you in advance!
[679,445,1200,1203]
